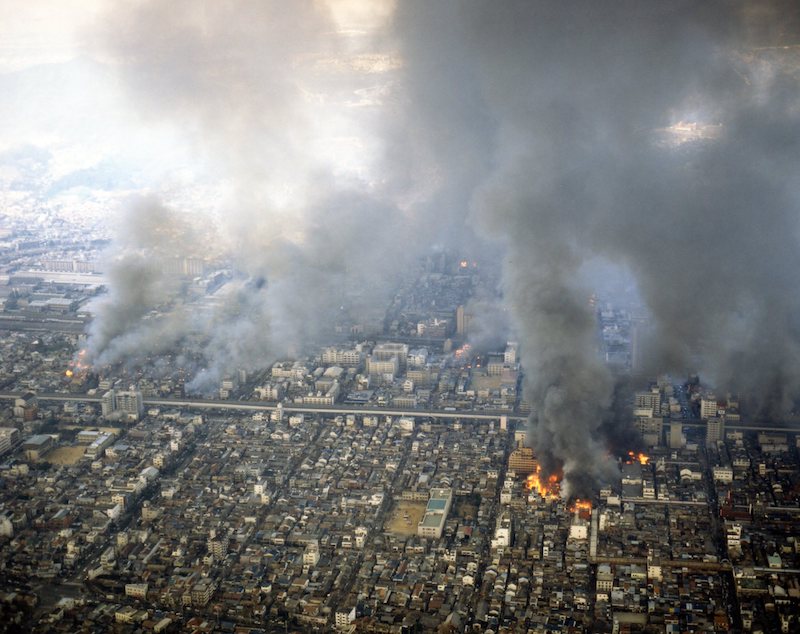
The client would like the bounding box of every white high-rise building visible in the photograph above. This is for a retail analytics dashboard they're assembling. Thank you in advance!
[116,390,144,418]
[101,390,116,416]
[701,395,722,420]
[0,427,19,455]
[102,389,143,419]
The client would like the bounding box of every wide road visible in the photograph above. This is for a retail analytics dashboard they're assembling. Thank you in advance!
[620,497,709,507]
[0,392,527,422]
[0,317,86,333]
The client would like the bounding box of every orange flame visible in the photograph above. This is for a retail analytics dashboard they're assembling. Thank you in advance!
[569,498,592,513]
[66,349,90,378]
[627,450,649,465]
[525,465,561,500]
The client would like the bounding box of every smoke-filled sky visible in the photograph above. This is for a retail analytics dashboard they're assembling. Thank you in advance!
[4,1,800,494]
[394,0,800,494]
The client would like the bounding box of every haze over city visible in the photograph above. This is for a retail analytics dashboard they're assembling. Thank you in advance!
[1,2,800,632]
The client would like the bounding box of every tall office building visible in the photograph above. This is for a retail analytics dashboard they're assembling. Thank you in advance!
[0,427,20,456]
[706,416,725,445]
[669,422,684,449]
[635,416,663,447]
[101,390,116,417]
[102,389,144,419]
[508,446,537,475]
[701,395,723,420]
[635,388,661,415]
[116,390,144,418]
[456,305,472,336]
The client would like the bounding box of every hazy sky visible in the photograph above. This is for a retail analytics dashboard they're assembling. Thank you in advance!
[0,0,397,181]
[0,1,104,71]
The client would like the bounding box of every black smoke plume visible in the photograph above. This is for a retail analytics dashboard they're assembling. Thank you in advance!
[392,0,800,495]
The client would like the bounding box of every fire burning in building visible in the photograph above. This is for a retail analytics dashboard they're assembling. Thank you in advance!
[523,464,596,522]
[626,450,650,465]
[65,349,89,379]
[569,498,593,519]
[525,465,561,500]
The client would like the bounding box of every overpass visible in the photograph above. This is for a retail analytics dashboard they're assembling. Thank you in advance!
[0,392,528,423]
[4,392,799,429]
[679,421,800,433]
[591,555,732,573]
[620,497,709,507]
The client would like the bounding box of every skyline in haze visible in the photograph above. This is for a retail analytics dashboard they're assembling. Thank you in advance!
[2,1,800,494]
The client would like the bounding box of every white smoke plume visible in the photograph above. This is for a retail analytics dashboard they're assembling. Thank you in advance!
[85,1,435,388]
[86,195,200,366]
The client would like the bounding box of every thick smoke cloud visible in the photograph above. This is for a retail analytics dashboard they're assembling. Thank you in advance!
[392,1,800,495]
[86,1,434,387]
[86,195,199,366]
[87,1,800,495]
[462,294,511,356]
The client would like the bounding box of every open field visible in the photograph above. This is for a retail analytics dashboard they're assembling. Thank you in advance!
[46,446,85,465]
[385,501,426,536]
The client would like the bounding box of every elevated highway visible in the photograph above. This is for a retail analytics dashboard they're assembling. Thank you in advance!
[0,392,527,422]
